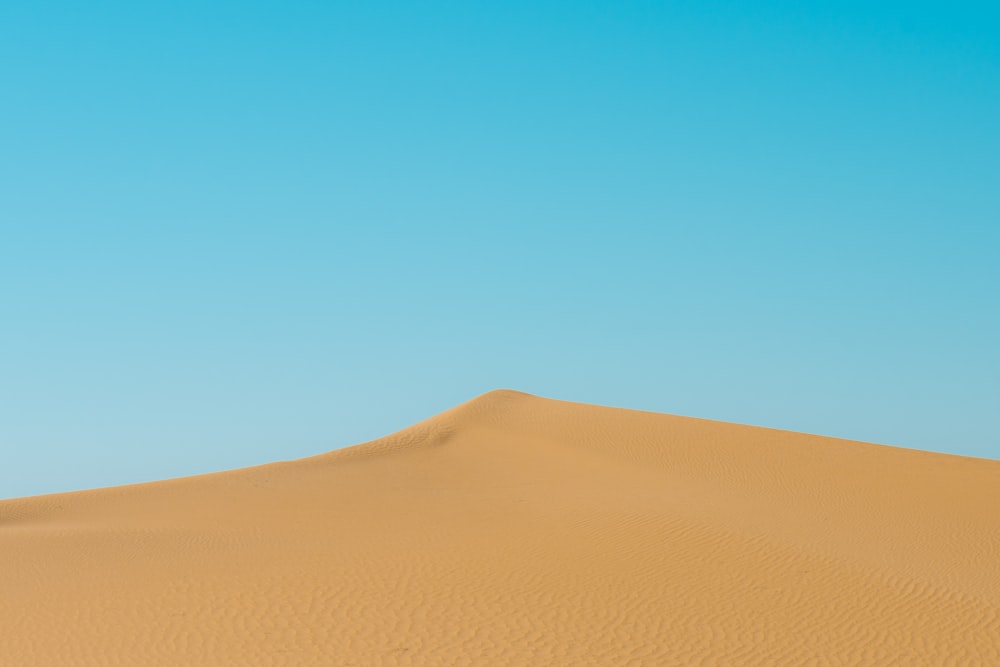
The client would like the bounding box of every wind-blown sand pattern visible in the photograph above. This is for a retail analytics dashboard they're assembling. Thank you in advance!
[2,390,998,665]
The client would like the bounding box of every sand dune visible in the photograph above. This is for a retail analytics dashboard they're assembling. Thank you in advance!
[2,390,998,665]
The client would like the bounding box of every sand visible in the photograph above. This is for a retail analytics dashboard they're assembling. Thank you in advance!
[2,390,998,665]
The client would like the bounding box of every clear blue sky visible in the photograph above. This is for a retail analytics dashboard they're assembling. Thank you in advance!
[2,1,998,499]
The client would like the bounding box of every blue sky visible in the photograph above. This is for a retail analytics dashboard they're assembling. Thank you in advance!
[2,1,998,499]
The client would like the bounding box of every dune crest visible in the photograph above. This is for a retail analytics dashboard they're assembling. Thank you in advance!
[3,390,999,665]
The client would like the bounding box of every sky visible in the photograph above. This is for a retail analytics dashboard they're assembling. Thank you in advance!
[2,1,998,499]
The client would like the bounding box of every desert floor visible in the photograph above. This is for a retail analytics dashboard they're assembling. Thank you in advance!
[2,390,998,665]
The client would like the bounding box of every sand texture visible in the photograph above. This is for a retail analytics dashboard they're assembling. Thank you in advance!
[2,390,999,665]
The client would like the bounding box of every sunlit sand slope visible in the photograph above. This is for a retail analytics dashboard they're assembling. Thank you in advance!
[2,390,998,665]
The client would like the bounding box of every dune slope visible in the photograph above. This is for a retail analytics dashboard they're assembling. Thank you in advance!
[2,390,999,665]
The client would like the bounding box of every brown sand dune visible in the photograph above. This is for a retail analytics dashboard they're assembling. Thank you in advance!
[2,390,999,665]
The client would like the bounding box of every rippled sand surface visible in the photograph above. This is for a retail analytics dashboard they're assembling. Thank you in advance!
[3,390,998,665]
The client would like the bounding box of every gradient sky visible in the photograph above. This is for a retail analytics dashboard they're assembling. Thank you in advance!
[2,1,998,499]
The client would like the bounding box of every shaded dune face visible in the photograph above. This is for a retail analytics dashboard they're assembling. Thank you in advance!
[2,390,999,666]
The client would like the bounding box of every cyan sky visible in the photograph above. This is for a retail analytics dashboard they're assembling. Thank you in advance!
[2,1,998,499]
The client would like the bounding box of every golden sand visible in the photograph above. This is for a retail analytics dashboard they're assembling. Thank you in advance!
[2,390,998,665]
